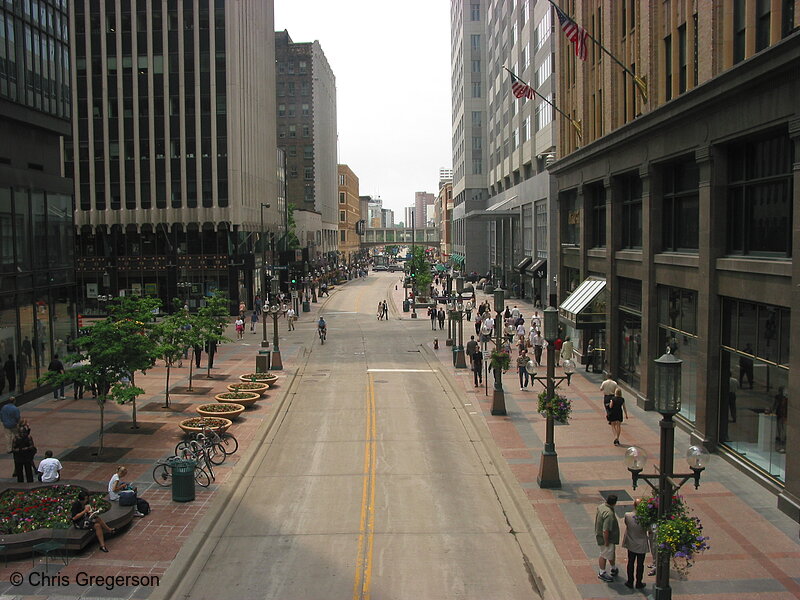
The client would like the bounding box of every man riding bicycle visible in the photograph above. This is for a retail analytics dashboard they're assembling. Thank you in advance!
[318,316,327,341]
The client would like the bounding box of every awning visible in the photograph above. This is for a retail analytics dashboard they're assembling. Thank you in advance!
[559,278,607,328]
[515,257,533,273]
[525,259,547,279]
[435,264,447,272]
[450,253,465,264]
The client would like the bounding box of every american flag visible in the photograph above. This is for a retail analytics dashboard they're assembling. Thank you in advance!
[554,3,588,61]
[511,75,535,100]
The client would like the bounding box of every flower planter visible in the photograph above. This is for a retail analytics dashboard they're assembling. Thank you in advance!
[178,417,232,434]
[239,373,279,387]
[227,382,270,396]
[196,403,246,420]
[214,391,260,407]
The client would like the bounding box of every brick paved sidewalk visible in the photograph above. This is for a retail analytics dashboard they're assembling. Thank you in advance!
[390,280,800,599]
[0,290,338,599]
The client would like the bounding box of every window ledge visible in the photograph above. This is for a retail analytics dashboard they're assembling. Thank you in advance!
[716,257,791,277]
[587,248,607,258]
[654,253,699,268]
[562,246,580,255]
[615,249,642,262]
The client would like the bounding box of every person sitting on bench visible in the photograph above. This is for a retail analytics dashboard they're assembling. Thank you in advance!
[71,492,114,552]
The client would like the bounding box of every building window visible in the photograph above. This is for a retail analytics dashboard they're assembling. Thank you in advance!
[733,0,746,63]
[472,136,482,150]
[559,190,580,247]
[470,3,480,21]
[756,0,771,51]
[302,103,310,116]
[278,104,285,117]
[618,277,642,390]
[522,45,529,71]
[471,59,480,72]
[588,182,606,248]
[472,158,482,174]
[664,35,672,100]
[339,210,345,222]
[304,167,313,180]
[340,229,346,242]
[535,96,552,130]
[522,117,530,142]
[535,57,552,88]
[471,82,481,97]
[535,12,551,51]
[719,297,789,480]
[661,158,699,251]
[304,146,313,160]
[338,174,345,185]
[470,34,480,50]
[783,0,796,37]
[339,192,345,203]
[678,24,687,93]
[472,111,481,126]
[535,201,547,258]
[727,130,793,256]
[288,124,296,138]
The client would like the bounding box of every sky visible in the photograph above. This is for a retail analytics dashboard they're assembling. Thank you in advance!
[274,0,452,220]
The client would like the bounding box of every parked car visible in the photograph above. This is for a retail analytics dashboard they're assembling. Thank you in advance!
[373,264,388,271]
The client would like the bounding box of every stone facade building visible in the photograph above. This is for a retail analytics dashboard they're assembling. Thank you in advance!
[337,165,361,263]
[551,0,800,521]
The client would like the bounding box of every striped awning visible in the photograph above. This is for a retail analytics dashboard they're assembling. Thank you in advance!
[559,278,607,327]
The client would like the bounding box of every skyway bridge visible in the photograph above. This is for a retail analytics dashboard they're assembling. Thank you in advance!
[361,227,440,247]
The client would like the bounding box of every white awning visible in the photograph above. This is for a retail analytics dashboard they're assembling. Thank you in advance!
[559,278,606,324]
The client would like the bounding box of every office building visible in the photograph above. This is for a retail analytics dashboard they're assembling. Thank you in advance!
[550,0,799,520]
[0,1,74,398]
[275,30,337,264]
[414,191,434,230]
[68,0,280,313]
[337,164,361,262]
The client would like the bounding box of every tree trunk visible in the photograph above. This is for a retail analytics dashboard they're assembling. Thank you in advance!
[164,364,171,408]
[97,394,106,454]
[130,372,139,429]
[188,349,195,391]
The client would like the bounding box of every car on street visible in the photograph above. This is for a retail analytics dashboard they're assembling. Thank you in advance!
[372,265,388,271]
[387,264,403,272]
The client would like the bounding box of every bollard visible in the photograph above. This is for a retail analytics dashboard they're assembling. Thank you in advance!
[434,338,439,350]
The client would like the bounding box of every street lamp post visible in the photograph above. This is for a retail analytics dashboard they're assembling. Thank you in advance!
[260,202,271,349]
[491,288,507,416]
[529,306,574,489]
[269,279,283,370]
[454,277,467,368]
[623,350,710,600]
[177,281,191,309]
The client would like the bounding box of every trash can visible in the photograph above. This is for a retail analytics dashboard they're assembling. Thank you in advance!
[403,300,410,312]
[302,300,310,312]
[171,458,196,502]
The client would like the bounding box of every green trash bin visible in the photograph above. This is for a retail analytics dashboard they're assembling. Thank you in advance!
[171,458,196,502]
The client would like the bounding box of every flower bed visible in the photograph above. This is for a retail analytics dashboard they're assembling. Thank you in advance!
[196,403,245,420]
[239,372,278,386]
[214,391,260,407]
[227,382,269,396]
[0,485,110,534]
[179,416,232,434]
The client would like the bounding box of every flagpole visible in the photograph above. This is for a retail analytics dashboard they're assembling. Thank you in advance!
[547,0,648,102]
[503,66,582,139]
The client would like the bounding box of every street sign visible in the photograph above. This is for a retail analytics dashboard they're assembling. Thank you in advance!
[271,265,289,270]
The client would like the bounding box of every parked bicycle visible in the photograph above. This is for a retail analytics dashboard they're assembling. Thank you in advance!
[152,451,212,488]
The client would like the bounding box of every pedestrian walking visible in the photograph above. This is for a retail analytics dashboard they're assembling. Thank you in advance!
[377,302,384,320]
[595,494,620,582]
[12,420,36,483]
[606,388,628,446]
[480,314,494,346]
[554,336,563,366]
[622,499,650,589]
[474,314,482,336]
[22,336,32,366]
[471,347,483,387]
[206,339,218,369]
[234,317,245,340]
[465,300,473,321]
[600,375,618,409]
[48,354,65,399]
[437,308,446,330]
[517,350,530,390]
[193,344,203,368]
[250,311,259,333]
[561,336,574,365]
[511,305,520,320]
[465,335,478,360]
[429,307,437,331]
[254,295,262,315]
[585,339,595,372]
[531,330,544,366]
[1,396,20,453]
[287,307,296,330]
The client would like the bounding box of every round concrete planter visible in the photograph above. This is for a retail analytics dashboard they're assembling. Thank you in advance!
[196,403,245,420]
[227,382,270,396]
[214,391,260,407]
[238,373,279,387]
[178,417,232,434]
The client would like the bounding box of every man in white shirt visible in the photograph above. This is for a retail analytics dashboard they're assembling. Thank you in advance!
[480,315,495,349]
[530,330,545,366]
[287,307,296,331]
[37,450,62,483]
[600,376,619,410]
[511,305,520,320]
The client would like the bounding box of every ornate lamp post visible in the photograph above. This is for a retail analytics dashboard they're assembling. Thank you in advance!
[446,297,455,347]
[269,279,283,370]
[623,349,710,600]
[491,288,507,416]
[260,202,271,347]
[177,281,192,309]
[528,306,574,488]
[454,277,467,368]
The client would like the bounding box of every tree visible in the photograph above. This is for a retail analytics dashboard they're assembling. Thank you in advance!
[152,302,196,408]
[196,291,231,379]
[407,245,432,296]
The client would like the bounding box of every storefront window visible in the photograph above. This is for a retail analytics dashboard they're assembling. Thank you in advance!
[17,292,36,390]
[619,311,642,389]
[657,285,699,421]
[51,287,74,360]
[719,297,789,482]
[0,188,13,274]
[33,294,51,372]
[0,295,18,399]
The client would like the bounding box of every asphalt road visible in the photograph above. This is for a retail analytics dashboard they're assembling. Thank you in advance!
[159,273,565,600]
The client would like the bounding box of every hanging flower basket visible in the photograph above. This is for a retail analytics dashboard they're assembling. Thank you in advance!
[537,390,572,424]
[489,349,511,371]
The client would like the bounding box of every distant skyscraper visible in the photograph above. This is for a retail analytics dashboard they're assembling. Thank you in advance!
[275,30,338,262]
[68,1,279,312]
[414,192,434,231]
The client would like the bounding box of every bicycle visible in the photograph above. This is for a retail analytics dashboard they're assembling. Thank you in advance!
[176,426,238,460]
[152,451,212,488]
[318,327,326,344]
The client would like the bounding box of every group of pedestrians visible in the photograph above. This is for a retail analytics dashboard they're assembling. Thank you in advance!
[427,306,446,330]
[376,301,388,320]
[2,396,63,483]
[595,494,655,589]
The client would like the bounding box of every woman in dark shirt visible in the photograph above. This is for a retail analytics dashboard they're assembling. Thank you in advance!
[12,421,35,482]
[71,492,114,552]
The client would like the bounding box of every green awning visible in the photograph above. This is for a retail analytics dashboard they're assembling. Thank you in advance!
[435,264,447,272]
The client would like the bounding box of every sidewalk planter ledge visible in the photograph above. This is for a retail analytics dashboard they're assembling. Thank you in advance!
[214,392,260,408]
[239,373,279,387]
[227,382,270,396]
[196,403,246,420]
[0,481,135,559]
[178,417,233,434]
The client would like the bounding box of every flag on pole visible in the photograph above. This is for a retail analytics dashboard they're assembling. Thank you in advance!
[553,3,588,61]
[510,74,535,100]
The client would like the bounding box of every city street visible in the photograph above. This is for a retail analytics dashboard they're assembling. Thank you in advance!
[156,273,573,600]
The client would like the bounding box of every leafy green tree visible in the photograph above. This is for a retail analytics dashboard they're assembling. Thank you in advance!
[152,302,196,408]
[408,245,432,297]
[196,291,231,379]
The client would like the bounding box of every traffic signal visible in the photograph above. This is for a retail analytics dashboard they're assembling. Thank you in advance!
[290,276,297,284]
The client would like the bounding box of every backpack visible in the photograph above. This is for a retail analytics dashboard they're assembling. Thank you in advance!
[118,489,137,506]
[136,498,151,516]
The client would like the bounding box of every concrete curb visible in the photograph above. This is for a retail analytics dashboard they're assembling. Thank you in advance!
[419,343,582,600]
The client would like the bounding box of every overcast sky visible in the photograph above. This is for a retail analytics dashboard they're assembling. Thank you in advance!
[274,0,452,221]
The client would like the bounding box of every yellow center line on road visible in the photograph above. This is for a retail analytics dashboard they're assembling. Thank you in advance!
[353,373,377,600]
